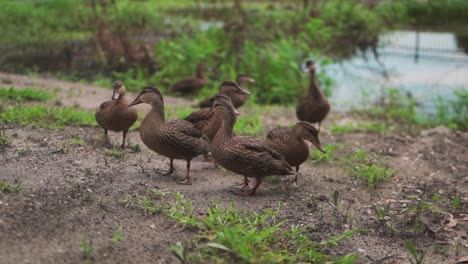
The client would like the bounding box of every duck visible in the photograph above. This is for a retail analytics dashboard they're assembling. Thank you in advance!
[210,94,299,196]
[128,86,209,184]
[169,64,208,95]
[266,121,325,175]
[95,80,138,148]
[197,75,255,108]
[185,80,249,141]
[296,60,330,133]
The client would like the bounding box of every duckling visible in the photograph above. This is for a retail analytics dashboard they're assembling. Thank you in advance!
[95,80,137,148]
[266,122,325,175]
[185,81,248,140]
[128,86,209,185]
[169,64,208,95]
[197,75,254,108]
[211,94,299,196]
[296,60,330,133]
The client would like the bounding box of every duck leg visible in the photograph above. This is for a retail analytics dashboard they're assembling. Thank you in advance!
[235,177,261,196]
[161,158,176,176]
[317,122,321,134]
[233,176,250,190]
[104,129,109,143]
[176,160,192,185]
[296,165,300,172]
[121,130,128,149]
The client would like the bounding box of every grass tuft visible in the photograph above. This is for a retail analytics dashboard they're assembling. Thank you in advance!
[310,143,341,162]
[1,105,96,129]
[331,122,386,135]
[0,179,23,193]
[0,86,54,101]
[105,147,127,159]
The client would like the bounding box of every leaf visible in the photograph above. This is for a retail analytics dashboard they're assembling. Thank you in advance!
[404,240,417,258]
[206,242,232,252]
[171,242,186,263]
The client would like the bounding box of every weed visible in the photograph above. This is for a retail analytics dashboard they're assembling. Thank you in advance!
[234,114,263,136]
[372,202,398,234]
[326,190,356,229]
[331,122,386,135]
[67,134,85,146]
[127,141,141,153]
[82,189,94,204]
[0,179,23,193]
[122,189,170,216]
[0,123,12,150]
[105,147,126,159]
[342,148,393,190]
[112,225,124,243]
[309,143,341,162]
[80,239,93,259]
[1,105,96,129]
[17,143,31,156]
[0,86,54,101]
[451,194,462,210]
[404,240,431,264]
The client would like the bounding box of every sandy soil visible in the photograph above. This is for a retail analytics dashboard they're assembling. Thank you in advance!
[0,74,467,264]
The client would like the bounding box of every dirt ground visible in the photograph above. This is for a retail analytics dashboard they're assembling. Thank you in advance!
[0,73,467,264]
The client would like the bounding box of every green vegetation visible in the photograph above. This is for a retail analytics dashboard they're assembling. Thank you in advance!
[309,143,342,162]
[234,114,264,136]
[331,122,386,135]
[0,86,54,101]
[0,179,23,193]
[0,105,96,129]
[112,225,124,244]
[105,147,127,159]
[403,0,468,26]
[16,143,32,157]
[0,124,12,150]
[80,239,93,258]
[342,148,393,189]
[404,240,431,264]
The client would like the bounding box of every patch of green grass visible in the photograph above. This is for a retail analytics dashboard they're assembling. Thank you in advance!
[0,105,96,129]
[331,122,386,135]
[0,179,23,193]
[0,86,54,101]
[309,143,341,162]
[112,225,124,244]
[342,148,393,190]
[167,193,356,263]
[16,143,31,156]
[105,147,127,159]
[235,114,264,136]
[122,189,170,216]
[80,239,93,259]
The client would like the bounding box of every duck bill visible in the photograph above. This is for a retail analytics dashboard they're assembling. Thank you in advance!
[234,109,240,116]
[246,78,256,84]
[112,91,120,100]
[309,140,326,153]
[239,87,251,95]
[128,97,142,107]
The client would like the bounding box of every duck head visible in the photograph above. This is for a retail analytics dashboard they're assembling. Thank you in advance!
[303,60,316,74]
[213,94,240,119]
[219,80,250,97]
[196,64,207,77]
[112,80,126,100]
[236,74,256,86]
[128,86,164,108]
[295,121,325,153]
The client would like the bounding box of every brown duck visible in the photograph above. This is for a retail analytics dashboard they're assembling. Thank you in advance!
[169,64,208,95]
[128,86,209,184]
[185,81,249,141]
[296,60,330,133]
[266,121,325,176]
[210,94,299,196]
[95,80,138,148]
[197,75,255,108]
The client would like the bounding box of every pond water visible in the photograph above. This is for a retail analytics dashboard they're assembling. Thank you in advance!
[328,30,468,114]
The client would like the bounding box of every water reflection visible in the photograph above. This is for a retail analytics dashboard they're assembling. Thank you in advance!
[329,30,468,114]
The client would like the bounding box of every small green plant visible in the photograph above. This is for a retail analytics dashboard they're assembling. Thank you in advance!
[0,86,54,101]
[67,134,85,146]
[234,114,264,136]
[0,179,23,193]
[404,240,431,264]
[17,143,31,156]
[451,194,462,210]
[0,123,12,150]
[342,148,393,189]
[112,225,124,243]
[309,143,341,162]
[80,239,93,259]
[105,147,127,159]
[0,105,96,129]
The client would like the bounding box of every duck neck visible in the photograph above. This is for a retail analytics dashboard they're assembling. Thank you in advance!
[148,102,165,123]
[196,69,206,79]
[117,92,128,105]
[215,114,235,141]
[288,126,304,146]
[307,71,323,99]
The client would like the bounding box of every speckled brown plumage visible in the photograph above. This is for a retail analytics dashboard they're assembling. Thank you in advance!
[296,60,330,132]
[95,81,137,148]
[210,94,298,196]
[197,76,254,108]
[185,81,247,141]
[169,64,207,95]
[128,86,209,184]
[266,122,325,173]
